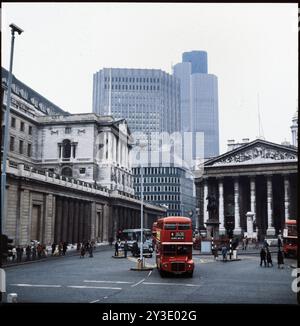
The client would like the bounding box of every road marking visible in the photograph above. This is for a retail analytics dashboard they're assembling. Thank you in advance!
[84,280,134,284]
[10,283,61,288]
[131,278,145,287]
[148,270,152,277]
[142,282,201,287]
[67,285,122,290]
[90,299,100,303]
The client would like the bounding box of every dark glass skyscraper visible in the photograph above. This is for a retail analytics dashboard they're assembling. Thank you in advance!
[174,50,219,161]
[182,51,208,74]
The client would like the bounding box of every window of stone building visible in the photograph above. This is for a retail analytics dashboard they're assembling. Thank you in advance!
[10,136,15,151]
[62,139,71,158]
[19,140,24,154]
[79,168,86,174]
[11,117,16,128]
[27,143,32,157]
[28,125,32,135]
[65,127,71,134]
[20,121,25,132]
[61,166,73,177]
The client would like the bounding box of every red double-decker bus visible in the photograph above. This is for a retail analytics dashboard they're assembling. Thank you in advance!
[153,216,194,277]
[283,219,297,257]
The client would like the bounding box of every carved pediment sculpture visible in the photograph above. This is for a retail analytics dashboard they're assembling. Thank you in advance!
[213,144,297,166]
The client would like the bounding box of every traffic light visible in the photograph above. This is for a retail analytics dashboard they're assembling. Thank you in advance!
[1,234,14,261]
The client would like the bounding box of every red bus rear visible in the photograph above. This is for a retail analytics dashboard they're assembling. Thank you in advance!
[153,216,194,277]
[283,219,297,258]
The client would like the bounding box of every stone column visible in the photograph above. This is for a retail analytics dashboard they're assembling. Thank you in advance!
[284,175,290,222]
[266,176,275,235]
[250,177,256,217]
[62,198,69,242]
[234,178,241,234]
[44,194,54,245]
[68,200,74,243]
[55,197,62,243]
[73,201,79,243]
[203,179,209,225]
[218,178,225,234]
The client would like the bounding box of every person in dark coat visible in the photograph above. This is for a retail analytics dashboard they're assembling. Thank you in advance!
[80,245,86,258]
[123,240,128,258]
[260,247,267,267]
[114,241,119,256]
[88,243,94,258]
[277,249,284,269]
[266,249,273,267]
[51,243,56,256]
[16,246,23,263]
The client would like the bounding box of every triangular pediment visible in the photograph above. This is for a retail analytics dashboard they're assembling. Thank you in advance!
[205,139,298,167]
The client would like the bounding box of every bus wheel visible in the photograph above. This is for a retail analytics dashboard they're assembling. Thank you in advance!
[186,271,193,278]
[159,268,166,278]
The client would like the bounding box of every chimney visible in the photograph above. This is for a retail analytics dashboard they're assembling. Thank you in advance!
[242,138,249,143]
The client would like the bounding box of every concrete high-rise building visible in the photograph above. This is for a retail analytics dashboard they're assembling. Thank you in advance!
[93,67,196,218]
[174,50,219,162]
[93,68,180,139]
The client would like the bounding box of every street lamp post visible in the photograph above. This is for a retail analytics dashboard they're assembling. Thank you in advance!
[1,24,23,233]
[140,163,144,267]
[0,23,23,304]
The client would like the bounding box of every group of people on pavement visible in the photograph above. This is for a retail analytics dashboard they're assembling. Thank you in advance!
[78,241,95,258]
[259,237,285,268]
[114,239,129,258]
[10,243,48,263]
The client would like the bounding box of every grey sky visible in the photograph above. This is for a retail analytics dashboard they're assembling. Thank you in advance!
[1,3,298,154]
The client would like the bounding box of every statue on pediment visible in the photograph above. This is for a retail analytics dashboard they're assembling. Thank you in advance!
[206,195,218,220]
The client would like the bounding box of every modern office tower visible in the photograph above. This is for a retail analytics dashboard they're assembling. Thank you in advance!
[132,165,196,222]
[93,68,180,139]
[182,50,208,74]
[173,51,219,161]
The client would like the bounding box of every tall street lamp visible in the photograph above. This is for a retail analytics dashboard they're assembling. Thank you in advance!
[0,23,23,304]
[1,24,23,233]
[138,141,147,268]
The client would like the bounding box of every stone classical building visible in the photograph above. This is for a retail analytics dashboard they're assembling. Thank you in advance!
[1,68,166,246]
[195,139,298,239]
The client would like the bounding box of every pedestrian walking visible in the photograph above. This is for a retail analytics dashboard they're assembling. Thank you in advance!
[62,242,68,256]
[25,245,31,261]
[51,242,56,256]
[213,245,219,261]
[114,240,119,256]
[277,249,284,269]
[124,240,128,258]
[16,246,23,262]
[88,243,94,258]
[260,247,267,267]
[221,245,227,261]
[12,247,16,262]
[266,249,273,267]
[80,245,86,258]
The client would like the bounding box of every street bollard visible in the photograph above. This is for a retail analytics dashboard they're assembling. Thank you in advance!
[7,293,18,303]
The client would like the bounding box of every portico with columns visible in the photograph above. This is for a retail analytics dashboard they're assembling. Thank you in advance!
[195,139,298,239]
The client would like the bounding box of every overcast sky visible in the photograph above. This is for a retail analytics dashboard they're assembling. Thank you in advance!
[1,3,298,154]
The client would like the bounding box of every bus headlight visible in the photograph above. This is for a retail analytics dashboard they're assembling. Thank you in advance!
[163,263,168,268]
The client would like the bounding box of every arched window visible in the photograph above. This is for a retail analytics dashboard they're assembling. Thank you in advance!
[62,139,71,158]
[61,166,72,177]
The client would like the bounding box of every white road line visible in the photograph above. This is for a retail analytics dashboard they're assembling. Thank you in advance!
[143,282,201,287]
[68,285,122,290]
[10,284,62,288]
[148,270,152,277]
[84,280,134,284]
[131,278,145,287]
[90,299,100,303]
